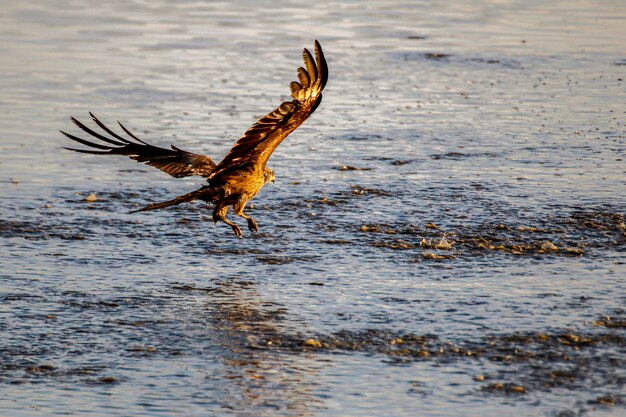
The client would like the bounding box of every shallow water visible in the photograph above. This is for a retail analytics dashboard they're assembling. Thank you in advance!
[1,1,625,416]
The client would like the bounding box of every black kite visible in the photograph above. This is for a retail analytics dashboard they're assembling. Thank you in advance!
[62,40,328,238]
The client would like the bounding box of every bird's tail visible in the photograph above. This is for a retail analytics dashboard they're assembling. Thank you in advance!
[130,187,212,213]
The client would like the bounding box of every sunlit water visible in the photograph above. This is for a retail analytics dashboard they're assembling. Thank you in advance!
[1,1,625,416]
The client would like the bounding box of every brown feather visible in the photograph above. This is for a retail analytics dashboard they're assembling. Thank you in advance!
[303,49,317,84]
[290,81,303,93]
[297,67,310,87]
[209,41,328,182]
[63,115,216,178]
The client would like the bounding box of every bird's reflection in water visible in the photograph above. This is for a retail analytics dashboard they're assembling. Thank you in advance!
[198,278,326,416]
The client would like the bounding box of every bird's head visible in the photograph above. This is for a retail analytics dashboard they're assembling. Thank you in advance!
[263,167,275,184]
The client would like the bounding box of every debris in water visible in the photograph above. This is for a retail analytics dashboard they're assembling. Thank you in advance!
[350,185,391,196]
[360,225,381,233]
[592,316,626,329]
[303,338,322,348]
[591,395,619,406]
[482,382,526,394]
[565,247,584,255]
[28,364,56,373]
[422,251,447,260]
[420,235,455,250]
[372,239,415,250]
[540,241,558,252]
[336,165,372,171]
[85,193,97,202]
[434,235,454,250]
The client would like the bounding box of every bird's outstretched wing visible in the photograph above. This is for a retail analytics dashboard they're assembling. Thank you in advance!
[209,40,328,181]
[61,113,216,178]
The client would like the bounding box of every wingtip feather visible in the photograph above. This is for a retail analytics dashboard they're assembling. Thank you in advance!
[314,40,328,89]
[302,48,318,83]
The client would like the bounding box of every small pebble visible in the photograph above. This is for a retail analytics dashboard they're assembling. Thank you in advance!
[303,338,322,348]
[422,251,446,259]
[565,247,584,255]
[540,241,558,251]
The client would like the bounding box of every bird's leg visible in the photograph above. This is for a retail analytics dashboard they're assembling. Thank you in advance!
[212,201,242,238]
[233,195,258,233]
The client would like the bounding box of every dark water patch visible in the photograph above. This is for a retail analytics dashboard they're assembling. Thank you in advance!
[320,239,351,245]
[64,190,143,203]
[422,53,452,60]
[590,394,622,407]
[372,239,417,250]
[348,185,393,197]
[170,283,225,294]
[256,255,319,265]
[0,293,44,302]
[592,316,626,329]
[474,332,626,400]
[303,196,342,206]
[390,159,413,165]
[237,325,625,403]
[467,57,522,69]
[60,294,159,311]
[62,299,122,309]
[301,184,395,208]
[205,247,268,256]
[335,165,373,171]
[358,224,403,234]
[429,151,499,160]
[118,169,150,174]
[358,209,625,259]
[360,156,419,165]
[337,134,384,141]
[480,382,526,395]
[88,375,121,385]
[0,362,110,385]
[398,51,523,70]
[0,219,86,241]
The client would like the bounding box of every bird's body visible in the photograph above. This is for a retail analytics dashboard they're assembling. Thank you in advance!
[62,41,328,238]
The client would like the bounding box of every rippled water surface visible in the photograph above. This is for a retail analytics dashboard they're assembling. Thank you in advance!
[1,1,625,416]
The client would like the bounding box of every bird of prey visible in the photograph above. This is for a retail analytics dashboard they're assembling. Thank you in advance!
[62,40,328,238]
